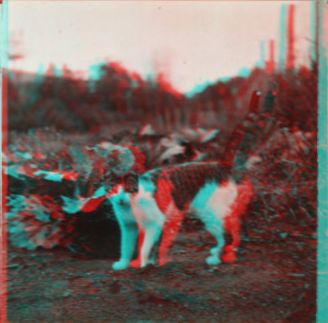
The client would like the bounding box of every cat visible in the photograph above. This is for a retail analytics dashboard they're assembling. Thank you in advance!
[60,91,272,270]
[109,90,276,270]
[111,160,255,270]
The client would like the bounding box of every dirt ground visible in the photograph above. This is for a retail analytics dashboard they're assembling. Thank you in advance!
[6,228,317,323]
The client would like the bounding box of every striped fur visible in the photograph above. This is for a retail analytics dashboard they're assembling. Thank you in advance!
[147,162,231,211]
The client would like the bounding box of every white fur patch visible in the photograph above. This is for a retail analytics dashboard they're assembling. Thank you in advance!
[190,180,238,221]
[109,185,135,223]
[131,182,165,227]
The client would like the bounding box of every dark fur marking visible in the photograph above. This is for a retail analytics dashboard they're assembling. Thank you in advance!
[123,173,139,194]
[161,162,231,211]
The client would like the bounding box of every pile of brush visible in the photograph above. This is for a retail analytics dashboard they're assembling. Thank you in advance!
[247,126,317,240]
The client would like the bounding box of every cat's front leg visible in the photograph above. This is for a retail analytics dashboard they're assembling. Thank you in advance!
[112,259,131,271]
[139,221,163,268]
[112,221,139,270]
[129,227,145,268]
[206,247,222,266]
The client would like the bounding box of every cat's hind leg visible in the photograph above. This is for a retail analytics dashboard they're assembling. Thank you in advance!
[222,180,252,263]
[201,213,225,266]
[193,181,237,266]
[222,201,248,263]
[222,214,241,263]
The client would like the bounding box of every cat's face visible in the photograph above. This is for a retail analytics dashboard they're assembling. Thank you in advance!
[108,173,139,206]
[109,184,132,206]
[123,173,139,194]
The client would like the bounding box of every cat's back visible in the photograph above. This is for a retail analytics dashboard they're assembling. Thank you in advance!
[140,161,232,211]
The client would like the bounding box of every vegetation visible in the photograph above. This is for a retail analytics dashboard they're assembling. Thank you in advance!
[6,63,318,253]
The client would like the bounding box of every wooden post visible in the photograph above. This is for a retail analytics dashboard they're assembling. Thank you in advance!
[286,4,295,70]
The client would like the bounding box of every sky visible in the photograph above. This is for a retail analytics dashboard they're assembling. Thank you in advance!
[8,1,312,94]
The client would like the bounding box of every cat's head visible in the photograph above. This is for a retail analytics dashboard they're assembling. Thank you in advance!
[107,172,140,205]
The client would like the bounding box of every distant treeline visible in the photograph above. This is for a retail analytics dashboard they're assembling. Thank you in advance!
[7,62,318,134]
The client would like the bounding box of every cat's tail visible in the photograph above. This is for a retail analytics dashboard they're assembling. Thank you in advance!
[222,90,276,180]
[221,90,261,165]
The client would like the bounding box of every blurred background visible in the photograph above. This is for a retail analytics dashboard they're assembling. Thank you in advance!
[7,1,317,134]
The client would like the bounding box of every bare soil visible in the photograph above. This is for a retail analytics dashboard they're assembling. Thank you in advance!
[6,230,316,323]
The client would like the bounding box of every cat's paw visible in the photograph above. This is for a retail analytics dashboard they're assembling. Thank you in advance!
[210,247,219,256]
[221,252,237,263]
[224,245,237,253]
[206,256,221,266]
[112,260,130,270]
[130,259,142,268]
[131,258,156,268]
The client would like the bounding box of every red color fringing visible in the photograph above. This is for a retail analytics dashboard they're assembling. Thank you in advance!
[265,39,275,73]
[156,73,182,99]
[1,69,8,323]
[286,4,295,70]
